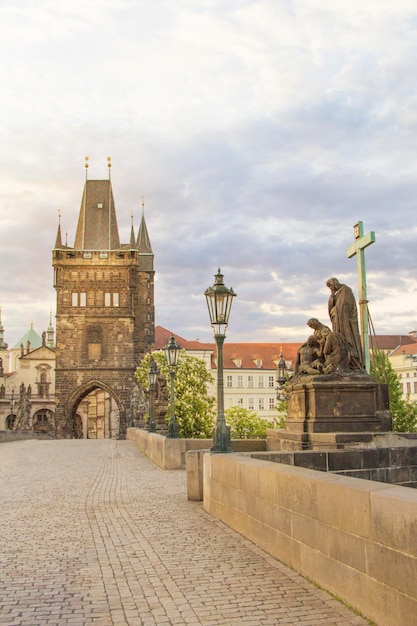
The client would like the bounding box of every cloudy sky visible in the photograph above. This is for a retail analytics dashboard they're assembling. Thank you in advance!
[1,0,417,348]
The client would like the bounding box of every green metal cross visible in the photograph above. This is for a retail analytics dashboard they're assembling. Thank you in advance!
[346,221,375,373]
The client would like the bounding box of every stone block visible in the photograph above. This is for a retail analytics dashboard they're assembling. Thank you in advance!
[361,448,390,469]
[326,525,367,573]
[367,542,417,598]
[293,451,327,470]
[370,487,417,557]
[291,512,328,554]
[315,473,382,538]
[327,449,363,471]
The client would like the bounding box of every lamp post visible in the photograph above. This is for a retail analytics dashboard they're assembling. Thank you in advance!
[147,356,157,433]
[276,350,287,400]
[164,334,181,438]
[205,268,236,453]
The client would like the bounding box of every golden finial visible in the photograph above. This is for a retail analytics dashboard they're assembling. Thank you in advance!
[65,232,68,246]
[57,208,61,223]
[85,156,89,180]
[107,156,112,180]
[141,195,145,215]
[130,209,134,225]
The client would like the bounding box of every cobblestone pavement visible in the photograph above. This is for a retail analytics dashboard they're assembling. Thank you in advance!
[0,440,370,626]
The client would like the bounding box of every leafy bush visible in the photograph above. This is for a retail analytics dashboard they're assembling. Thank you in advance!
[225,406,272,439]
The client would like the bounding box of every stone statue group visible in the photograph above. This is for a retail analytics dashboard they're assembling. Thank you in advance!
[294,277,365,379]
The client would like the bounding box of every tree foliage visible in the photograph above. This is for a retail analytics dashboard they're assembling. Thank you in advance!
[135,350,216,438]
[371,349,417,432]
[225,406,273,439]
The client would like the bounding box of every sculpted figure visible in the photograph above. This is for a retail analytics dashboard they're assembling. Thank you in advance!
[326,277,365,372]
[321,327,350,374]
[295,336,324,376]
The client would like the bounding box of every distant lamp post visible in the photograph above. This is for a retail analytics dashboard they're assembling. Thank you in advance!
[277,350,287,400]
[147,356,157,433]
[164,334,181,438]
[205,268,237,453]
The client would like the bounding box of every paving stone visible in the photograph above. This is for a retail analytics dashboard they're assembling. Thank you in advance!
[0,440,370,625]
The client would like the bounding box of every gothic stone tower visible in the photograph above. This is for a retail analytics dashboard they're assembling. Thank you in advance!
[52,167,154,438]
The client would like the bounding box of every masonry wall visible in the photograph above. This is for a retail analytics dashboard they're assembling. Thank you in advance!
[203,453,417,626]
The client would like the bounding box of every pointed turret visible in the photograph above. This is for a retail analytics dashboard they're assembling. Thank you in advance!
[136,210,153,254]
[47,310,55,349]
[130,224,136,248]
[136,205,153,271]
[74,179,120,250]
[54,221,63,249]
[0,307,8,349]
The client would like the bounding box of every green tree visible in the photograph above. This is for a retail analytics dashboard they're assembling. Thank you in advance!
[135,350,216,438]
[371,349,417,432]
[225,406,273,439]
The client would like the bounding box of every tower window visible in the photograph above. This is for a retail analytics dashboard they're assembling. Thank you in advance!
[72,293,78,306]
[104,293,119,307]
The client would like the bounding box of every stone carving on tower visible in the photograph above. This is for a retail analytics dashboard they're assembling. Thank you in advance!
[52,159,154,438]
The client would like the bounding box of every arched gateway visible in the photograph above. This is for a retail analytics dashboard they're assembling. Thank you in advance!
[69,381,121,439]
[52,163,155,438]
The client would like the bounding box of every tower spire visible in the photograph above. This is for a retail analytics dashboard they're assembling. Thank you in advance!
[47,309,55,348]
[130,210,136,248]
[136,197,153,254]
[54,209,63,248]
[0,307,8,349]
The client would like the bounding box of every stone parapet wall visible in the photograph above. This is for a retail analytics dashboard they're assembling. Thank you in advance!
[0,430,54,443]
[249,447,417,488]
[126,428,266,469]
[203,452,417,626]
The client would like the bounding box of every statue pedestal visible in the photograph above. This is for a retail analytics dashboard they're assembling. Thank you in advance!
[271,375,392,451]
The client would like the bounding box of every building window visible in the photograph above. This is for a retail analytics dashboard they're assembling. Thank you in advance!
[80,292,87,307]
[237,375,243,388]
[258,376,264,388]
[248,375,254,388]
[104,293,111,307]
[113,293,119,307]
[248,397,254,410]
[406,382,411,395]
[268,376,275,388]
[269,397,275,410]
[255,359,262,368]
[72,293,78,306]
[237,397,244,406]
[258,397,264,410]
[414,382,417,394]
[226,375,233,388]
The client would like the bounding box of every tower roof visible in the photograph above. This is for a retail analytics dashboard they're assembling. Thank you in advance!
[74,180,120,250]
[136,211,153,254]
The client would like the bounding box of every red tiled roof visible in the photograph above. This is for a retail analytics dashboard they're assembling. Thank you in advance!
[155,326,299,370]
[390,343,417,357]
[155,326,417,370]
[369,335,417,351]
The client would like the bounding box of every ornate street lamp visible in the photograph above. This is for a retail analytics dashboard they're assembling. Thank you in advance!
[277,350,286,386]
[276,350,287,400]
[164,334,181,438]
[147,356,157,433]
[205,268,236,453]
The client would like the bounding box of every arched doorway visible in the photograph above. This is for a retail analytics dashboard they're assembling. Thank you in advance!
[70,383,121,439]
[33,409,55,436]
[6,413,16,430]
